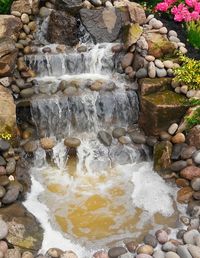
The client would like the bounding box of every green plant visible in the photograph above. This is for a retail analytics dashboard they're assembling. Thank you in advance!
[173,54,200,90]
[186,20,200,49]
[185,107,200,128]
[0,0,13,14]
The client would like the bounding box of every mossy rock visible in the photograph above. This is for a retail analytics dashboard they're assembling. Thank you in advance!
[139,78,172,96]
[123,23,143,49]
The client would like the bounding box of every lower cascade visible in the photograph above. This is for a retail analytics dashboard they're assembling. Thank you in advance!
[21,42,181,256]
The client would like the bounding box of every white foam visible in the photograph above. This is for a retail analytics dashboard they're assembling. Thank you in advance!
[23,176,93,258]
[130,162,176,216]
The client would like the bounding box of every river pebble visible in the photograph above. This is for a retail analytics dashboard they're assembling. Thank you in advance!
[183,230,200,244]
[0,220,8,240]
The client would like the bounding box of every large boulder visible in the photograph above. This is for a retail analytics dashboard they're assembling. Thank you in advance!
[55,0,82,15]
[144,32,176,58]
[139,90,188,136]
[0,203,43,253]
[186,125,200,149]
[11,0,39,15]
[0,37,18,77]
[139,78,172,96]
[124,23,143,49]
[0,15,22,39]
[0,85,16,135]
[80,7,124,43]
[46,10,79,46]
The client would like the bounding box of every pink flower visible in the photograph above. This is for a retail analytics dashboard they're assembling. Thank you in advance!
[155,2,170,11]
[190,10,200,19]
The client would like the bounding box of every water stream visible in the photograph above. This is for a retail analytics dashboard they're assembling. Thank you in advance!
[23,26,182,257]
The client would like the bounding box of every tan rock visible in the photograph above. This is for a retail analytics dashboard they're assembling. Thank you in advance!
[0,15,22,39]
[40,138,55,150]
[127,2,146,25]
[171,133,185,144]
[124,23,143,49]
[137,245,154,255]
[177,186,193,203]
[64,137,81,148]
[186,125,200,149]
[11,0,32,14]
[153,141,172,173]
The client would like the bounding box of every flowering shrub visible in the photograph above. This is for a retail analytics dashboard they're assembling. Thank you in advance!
[155,0,200,22]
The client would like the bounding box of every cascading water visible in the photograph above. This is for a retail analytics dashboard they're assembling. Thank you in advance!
[23,18,182,258]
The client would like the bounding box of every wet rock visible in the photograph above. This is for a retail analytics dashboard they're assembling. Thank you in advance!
[183,230,200,245]
[108,246,127,258]
[90,81,103,91]
[137,245,154,255]
[176,178,189,187]
[170,160,187,172]
[23,141,38,153]
[20,88,35,98]
[47,10,78,46]
[171,133,186,144]
[4,249,21,258]
[93,250,109,258]
[146,136,157,147]
[171,143,188,160]
[39,6,51,17]
[136,255,152,258]
[181,146,197,160]
[153,141,172,173]
[55,0,82,15]
[153,250,165,258]
[2,186,20,204]
[187,244,200,258]
[6,158,16,175]
[165,252,180,258]
[125,241,138,253]
[112,128,126,139]
[121,53,134,69]
[177,186,193,203]
[98,131,112,146]
[193,191,200,200]
[124,23,143,49]
[191,178,200,191]
[180,166,200,180]
[136,68,148,79]
[0,166,6,176]
[80,8,123,43]
[40,137,55,150]
[0,219,8,239]
[177,245,192,258]
[156,230,168,244]
[186,125,200,149]
[144,234,157,248]
[129,131,146,144]
[177,229,187,239]
[64,137,81,148]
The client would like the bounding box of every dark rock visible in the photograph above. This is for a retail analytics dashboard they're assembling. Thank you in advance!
[112,128,126,139]
[23,141,38,153]
[55,0,82,15]
[0,139,10,152]
[2,186,20,204]
[125,241,138,253]
[138,78,171,96]
[98,131,112,146]
[153,141,172,173]
[159,131,171,141]
[0,176,9,186]
[181,146,197,160]
[64,137,81,148]
[129,132,146,144]
[0,156,6,166]
[121,53,134,69]
[0,186,6,198]
[144,234,157,248]
[177,229,187,239]
[170,160,187,172]
[80,8,123,43]
[47,10,79,46]
[20,88,35,98]
[139,90,188,136]
[171,143,188,160]
[146,136,158,147]
[108,246,127,258]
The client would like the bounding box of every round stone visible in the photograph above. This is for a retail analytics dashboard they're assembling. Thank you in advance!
[169,36,180,43]
[39,7,52,17]
[2,186,20,204]
[0,176,9,187]
[137,36,148,50]
[0,166,6,176]
[168,30,177,37]
[168,123,178,135]
[136,254,152,258]
[60,251,78,258]
[145,55,155,62]
[181,146,197,160]
[171,133,185,144]
[6,158,16,175]
[156,68,167,78]
[108,247,127,258]
[21,13,29,24]
[170,160,187,172]
[148,62,156,78]
[177,186,193,203]
[22,251,34,258]
[176,178,189,188]
[180,166,200,180]
[112,128,126,139]
[179,47,187,54]
[20,88,35,98]
[192,150,200,165]
[176,229,187,239]
[153,250,165,258]
[155,59,164,69]
[156,230,168,244]
[144,234,157,248]
[0,139,10,152]
[162,242,177,252]
[0,241,8,254]
[163,60,174,69]
[129,132,146,144]
[125,241,138,253]
[160,131,171,141]
[40,138,55,150]
[0,220,8,240]
[159,27,168,34]
[23,141,38,153]
[183,229,200,244]
[136,68,148,79]
[64,138,81,148]
[46,248,64,257]
[191,178,200,191]
[149,18,163,29]
[137,245,154,255]
[146,14,154,23]
[121,53,134,69]
[4,249,21,258]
